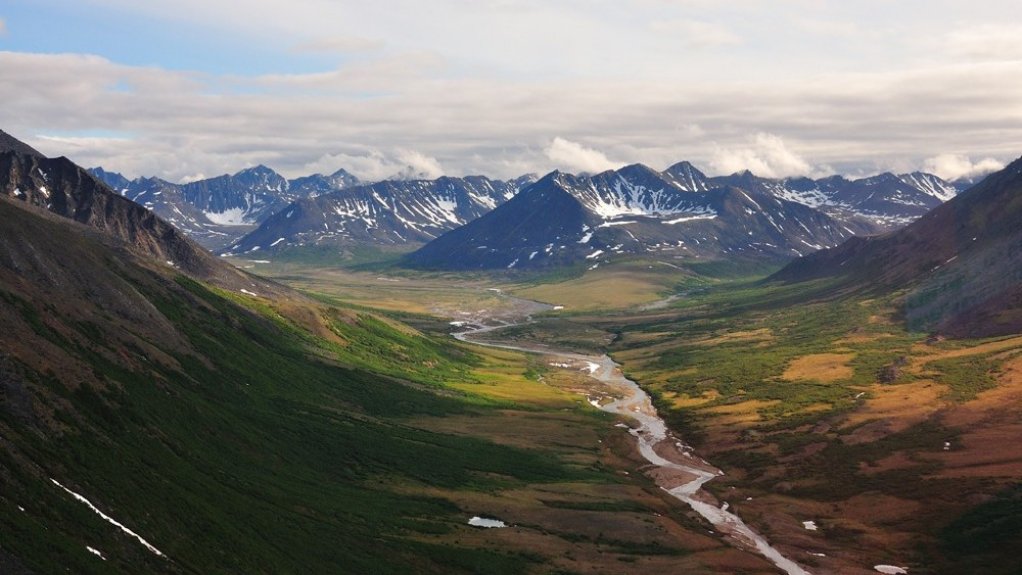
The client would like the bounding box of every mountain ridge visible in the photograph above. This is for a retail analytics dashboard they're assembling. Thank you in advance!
[224,173,535,256]
[0,130,285,295]
[770,155,1022,337]
[93,159,963,258]
[405,166,865,270]
[90,164,363,250]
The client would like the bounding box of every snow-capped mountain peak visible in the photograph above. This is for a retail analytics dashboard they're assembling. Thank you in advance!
[224,174,533,255]
[88,164,361,250]
[405,164,864,271]
[899,171,958,202]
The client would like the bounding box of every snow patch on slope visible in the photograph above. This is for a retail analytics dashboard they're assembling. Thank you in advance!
[50,478,166,558]
[204,207,253,226]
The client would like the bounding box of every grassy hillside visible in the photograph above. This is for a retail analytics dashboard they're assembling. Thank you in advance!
[1,200,783,574]
[0,263,568,574]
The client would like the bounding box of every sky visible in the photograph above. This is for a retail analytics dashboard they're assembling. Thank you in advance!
[1,0,1021,183]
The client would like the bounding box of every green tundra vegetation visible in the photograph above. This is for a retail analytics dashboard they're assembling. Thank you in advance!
[4,242,792,574]
[8,210,1022,575]
[2,273,575,574]
[568,264,1022,573]
[242,253,1022,573]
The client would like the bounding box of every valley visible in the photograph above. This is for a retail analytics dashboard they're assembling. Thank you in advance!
[6,2,1022,573]
[451,298,812,575]
[4,127,1022,573]
[244,257,1022,574]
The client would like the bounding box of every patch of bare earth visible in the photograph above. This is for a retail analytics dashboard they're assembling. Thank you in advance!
[782,353,856,383]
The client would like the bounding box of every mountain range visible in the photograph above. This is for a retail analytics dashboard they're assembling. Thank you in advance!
[91,159,962,267]
[222,174,535,257]
[404,162,962,270]
[89,165,360,250]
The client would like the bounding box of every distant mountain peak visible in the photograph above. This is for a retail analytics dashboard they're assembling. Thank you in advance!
[862,172,900,184]
[666,160,698,170]
[236,164,278,177]
[87,167,132,192]
[663,161,710,192]
[329,167,356,179]
[616,163,660,177]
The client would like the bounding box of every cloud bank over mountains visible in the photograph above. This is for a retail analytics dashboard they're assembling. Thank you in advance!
[2,1,1020,182]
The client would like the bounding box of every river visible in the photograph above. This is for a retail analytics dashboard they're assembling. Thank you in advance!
[452,300,812,575]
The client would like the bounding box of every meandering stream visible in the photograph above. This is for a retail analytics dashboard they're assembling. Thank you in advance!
[452,300,812,575]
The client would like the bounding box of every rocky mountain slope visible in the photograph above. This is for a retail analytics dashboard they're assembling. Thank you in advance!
[772,155,1022,337]
[1,133,210,280]
[712,170,960,230]
[405,164,869,270]
[224,174,535,256]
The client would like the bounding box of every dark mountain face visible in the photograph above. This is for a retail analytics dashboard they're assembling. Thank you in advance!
[771,156,1022,337]
[405,173,592,270]
[0,131,281,292]
[179,165,293,226]
[405,167,861,270]
[89,165,362,251]
[0,151,215,276]
[224,174,533,255]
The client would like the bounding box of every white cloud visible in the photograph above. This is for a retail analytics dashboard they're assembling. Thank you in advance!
[947,24,1022,62]
[3,46,1020,183]
[676,123,706,139]
[301,148,443,182]
[710,133,813,178]
[649,18,741,49]
[0,18,7,36]
[179,172,207,183]
[544,137,621,174]
[923,154,1004,182]
[391,149,444,180]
